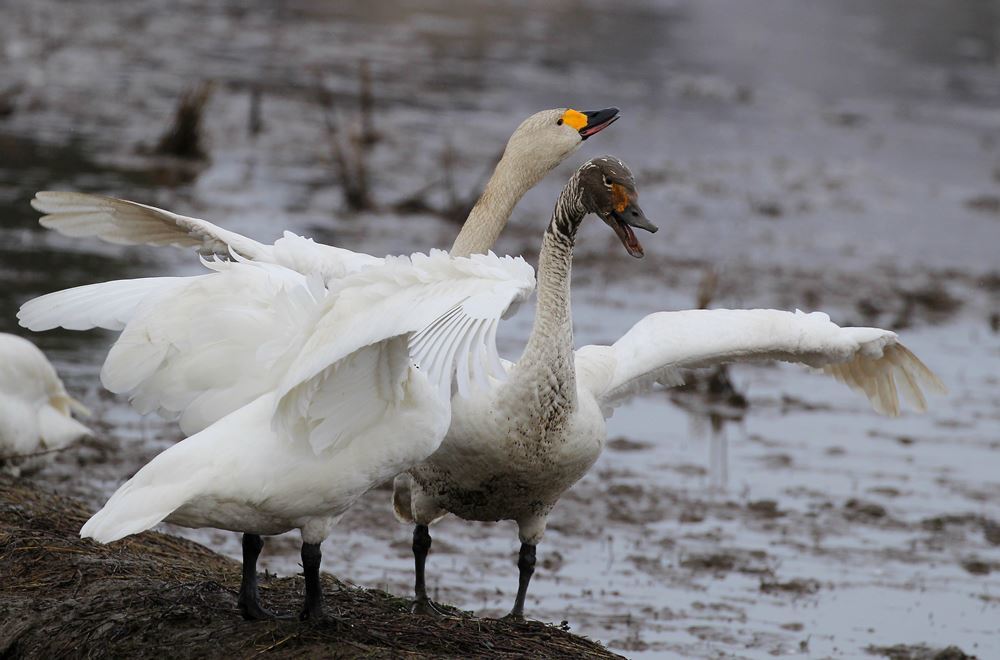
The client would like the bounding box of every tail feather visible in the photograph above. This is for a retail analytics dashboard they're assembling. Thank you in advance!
[81,479,192,544]
[80,448,205,543]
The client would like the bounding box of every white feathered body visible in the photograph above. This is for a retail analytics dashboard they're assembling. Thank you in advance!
[82,378,446,544]
[77,250,536,545]
[0,333,91,474]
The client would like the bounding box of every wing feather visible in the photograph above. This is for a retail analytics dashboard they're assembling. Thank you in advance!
[98,260,324,434]
[577,308,944,416]
[17,277,186,332]
[32,191,270,259]
[272,250,535,454]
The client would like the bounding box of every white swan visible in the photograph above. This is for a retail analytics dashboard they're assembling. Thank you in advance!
[29,107,619,271]
[80,248,536,621]
[392,157,945,619]
[20,108,619,432]
[0,333,92,476]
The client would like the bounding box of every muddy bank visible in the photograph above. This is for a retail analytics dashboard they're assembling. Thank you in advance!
[0,477,620,659]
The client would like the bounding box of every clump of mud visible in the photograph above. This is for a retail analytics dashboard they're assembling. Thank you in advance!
[866,643,977,660]
[0,477,620,659]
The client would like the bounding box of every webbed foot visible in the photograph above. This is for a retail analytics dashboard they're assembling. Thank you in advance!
[411,596,447,616]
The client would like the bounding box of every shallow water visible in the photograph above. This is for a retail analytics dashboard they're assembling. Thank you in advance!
[2,0,998,657]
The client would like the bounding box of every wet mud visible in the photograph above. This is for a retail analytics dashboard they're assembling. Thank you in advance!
[0,477,619,659]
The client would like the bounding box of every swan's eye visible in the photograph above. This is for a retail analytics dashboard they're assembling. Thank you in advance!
[556,118,564,126]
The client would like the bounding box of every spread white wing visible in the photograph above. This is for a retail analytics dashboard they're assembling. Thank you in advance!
[272,250,535,455]
[19,257,358,436]
[17,261,317,435]
[18,236,383,342]
[18,277,189,332]
[31,192,271,259]
[31,192,384,284]
[575,309,945,416]
[96,259,327,435]
[20,247,534,446]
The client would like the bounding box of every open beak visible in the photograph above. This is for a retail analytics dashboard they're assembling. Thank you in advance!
[579,107,620,140]
[602,201,657,258]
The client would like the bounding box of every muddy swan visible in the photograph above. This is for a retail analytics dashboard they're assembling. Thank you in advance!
[393,157,944,619]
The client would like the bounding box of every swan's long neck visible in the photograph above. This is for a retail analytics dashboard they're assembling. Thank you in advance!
[508,176,585,420]
[450,151,544,258]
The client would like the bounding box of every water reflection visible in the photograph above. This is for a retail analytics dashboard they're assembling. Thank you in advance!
[683,0,1000,103]
[668,366,748,491]
[0,133,164,358]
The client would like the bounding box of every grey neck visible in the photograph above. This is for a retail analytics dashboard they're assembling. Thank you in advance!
[509,175,586,418]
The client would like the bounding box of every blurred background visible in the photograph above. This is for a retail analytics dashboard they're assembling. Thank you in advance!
[1,1,998,657]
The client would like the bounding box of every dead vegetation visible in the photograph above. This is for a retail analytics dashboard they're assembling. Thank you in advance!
[155,82,214,160]
[392,142,501,224]
[669,268,749,412]
[318,60,378,212]
[854,280,963,330]
[0,476,620,659]
[313,59,496,222]
[759,578,821,596]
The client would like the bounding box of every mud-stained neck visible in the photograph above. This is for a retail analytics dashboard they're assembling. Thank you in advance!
[505,175,585,427]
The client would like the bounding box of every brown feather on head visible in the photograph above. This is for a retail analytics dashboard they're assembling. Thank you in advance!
[577,157,658,259]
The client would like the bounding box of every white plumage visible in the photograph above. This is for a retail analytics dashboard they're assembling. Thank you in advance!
[76,249,534,620]
[0,333,92,475]
[21,108,607,434]
[76,250,533,541]
[576,308,945,416]
[31,108,610,268]
[17,276,185,332]
[32,191,273,258]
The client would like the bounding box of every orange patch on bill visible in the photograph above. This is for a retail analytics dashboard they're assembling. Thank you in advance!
[561,109,587,131]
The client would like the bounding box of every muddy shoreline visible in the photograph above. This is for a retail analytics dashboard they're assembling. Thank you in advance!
[0,477,621,659]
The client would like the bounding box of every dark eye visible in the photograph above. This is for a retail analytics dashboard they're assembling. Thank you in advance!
[603,175,613,187]
[556,118,563,126]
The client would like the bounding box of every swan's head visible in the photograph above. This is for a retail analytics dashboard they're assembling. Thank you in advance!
[502,107,620,180]
[580,156,657,259]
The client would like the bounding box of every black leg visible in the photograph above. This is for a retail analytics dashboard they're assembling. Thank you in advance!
[504,543,536,621]
[299,542,324,621]
[237,533,278,620]
[411,524,443,615]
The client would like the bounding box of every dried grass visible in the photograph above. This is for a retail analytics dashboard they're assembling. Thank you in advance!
[0,477,620,659]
